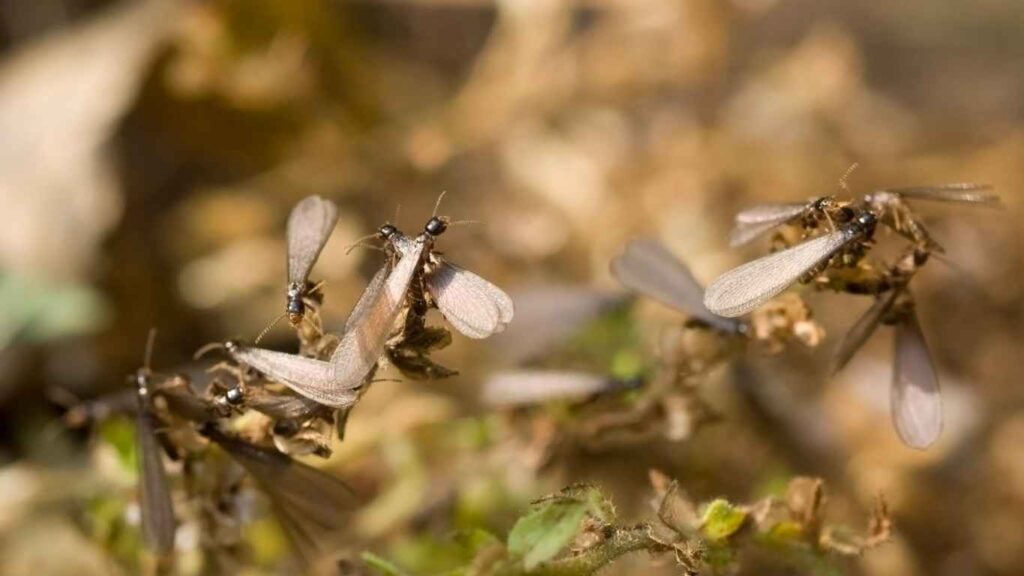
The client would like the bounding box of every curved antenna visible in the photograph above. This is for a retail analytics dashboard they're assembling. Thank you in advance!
[143,328,158,372]
[432,191,447,218]
[838,162,859,195]
[393,204,402,229]
[255,312,288,345]
[193,341,226,360]
[344,232,384,255]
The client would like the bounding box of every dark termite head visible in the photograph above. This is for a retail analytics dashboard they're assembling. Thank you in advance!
[836,206,855,223]
[286,282,305,325]
[424,216,449,237]
[854,211,877,236]
[377,223,399,241]
[225,385,245,406]
[811,196,835,212]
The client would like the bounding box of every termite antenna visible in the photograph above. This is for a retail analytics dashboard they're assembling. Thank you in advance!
[344,231,383,255]
[838,162,859,195]
[193,341,226,360]
[447,219,480,228]
[393,204,402,228]
[143,328,158,372]
[432,191,447,218]
[255,312,287,345]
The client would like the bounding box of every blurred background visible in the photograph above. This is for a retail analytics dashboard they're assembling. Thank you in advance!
[0,0,1021,574]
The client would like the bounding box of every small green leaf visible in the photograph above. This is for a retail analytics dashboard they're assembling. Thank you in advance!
[508,499,589,570]
[362,551,409,576]
[700,499,747,540]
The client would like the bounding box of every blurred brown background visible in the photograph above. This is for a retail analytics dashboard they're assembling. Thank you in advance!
[0,0,1021,574]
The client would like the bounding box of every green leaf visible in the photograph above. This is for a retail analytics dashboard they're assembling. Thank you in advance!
[700,499,747,540]
[507,499,589,570]
[362,551,409,576]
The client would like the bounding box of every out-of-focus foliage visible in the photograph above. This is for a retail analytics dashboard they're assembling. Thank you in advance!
[0,0,1022,575]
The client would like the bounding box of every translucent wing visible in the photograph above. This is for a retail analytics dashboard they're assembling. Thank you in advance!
[610,239,741,333]
[136,408,175,555]
[343,264,389,333]
[287,195,339,285]
[883,183,999,205]
[892,309,942,449]
[329,237,425,377]
[227,347,358,408]
[704,227,859,317]
[207,428,357,565]
[425,260,514,339]
[734,202,809,224]
[246,387,325,421]
[830,289,900,374]
[730,203,809,247]
[482,370,621,407]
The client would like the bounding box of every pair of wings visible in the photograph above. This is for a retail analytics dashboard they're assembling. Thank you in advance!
[831,290,942,450]
[610,238,743,334]
[232,235,513,407]
[205,427,357,565]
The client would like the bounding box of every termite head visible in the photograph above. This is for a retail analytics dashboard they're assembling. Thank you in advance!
[377,224,399,241]
[812,196,835,212]
[224,385,245,406]
[286,282,305,325]
[854,211,877,236]
[424,216,448,237]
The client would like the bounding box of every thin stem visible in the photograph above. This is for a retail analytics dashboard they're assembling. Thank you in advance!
[494,525,667,576]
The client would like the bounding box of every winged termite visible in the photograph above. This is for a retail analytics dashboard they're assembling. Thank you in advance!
[729,197,855,247]
[863,183,997,249]
[482,370,642,408]
[285,195,339,326]
[704,212,878,317]
[200,424,358,565]
[610,238,744,334]
[132,332,176,557]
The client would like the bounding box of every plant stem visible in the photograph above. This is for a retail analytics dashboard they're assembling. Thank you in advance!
[494,525,667,576]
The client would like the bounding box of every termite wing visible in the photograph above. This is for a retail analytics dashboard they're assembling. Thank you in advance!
[482,370,641,408]
[285,195,339,326]
[830,288,942,449]
[200,424,358,565]
[729,197,854,247]
[136,381,176,556]
[228,213,513,407]
[704,212,878,318]
[132,333,177,556]
[610,238,744,334]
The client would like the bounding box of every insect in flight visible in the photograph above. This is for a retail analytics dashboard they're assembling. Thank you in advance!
[611,238,745,334]
[229,201,513,407]
[705,211,879,318]
[285,195,339,327]
[200,424,358,565]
